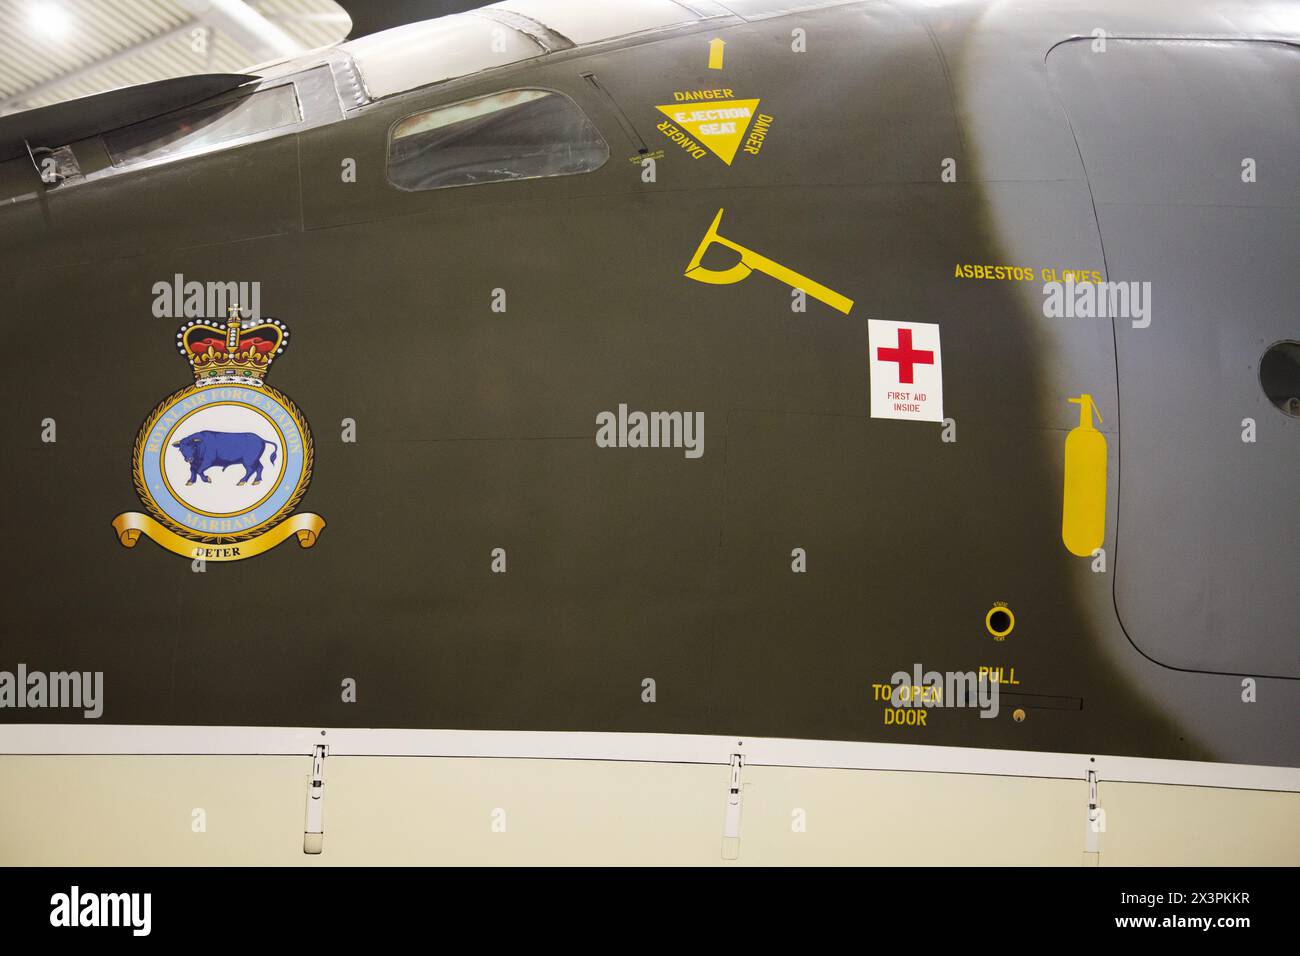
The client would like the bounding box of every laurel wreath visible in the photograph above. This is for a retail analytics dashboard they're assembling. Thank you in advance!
[132,383,315,544]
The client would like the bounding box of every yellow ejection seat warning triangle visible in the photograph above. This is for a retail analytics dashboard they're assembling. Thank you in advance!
[656,99,760,165]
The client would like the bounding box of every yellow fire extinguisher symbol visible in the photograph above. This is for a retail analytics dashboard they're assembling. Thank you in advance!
[1062,393,1107,557]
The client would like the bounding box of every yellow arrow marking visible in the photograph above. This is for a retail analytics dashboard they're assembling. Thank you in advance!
[708,38,725,69]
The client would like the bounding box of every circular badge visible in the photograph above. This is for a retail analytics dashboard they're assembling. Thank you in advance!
[133,383,314,543]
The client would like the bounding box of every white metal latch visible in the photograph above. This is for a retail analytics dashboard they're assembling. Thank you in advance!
[303,743,327,855]
[722,753,744,860]
[1083,769,1102,862]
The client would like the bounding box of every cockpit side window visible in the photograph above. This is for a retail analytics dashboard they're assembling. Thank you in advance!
[386,89,609,192]
[103,83,303,169]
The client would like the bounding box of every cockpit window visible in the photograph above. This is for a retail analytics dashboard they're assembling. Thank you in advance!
[103,84,302,168]
[387,89,609,192]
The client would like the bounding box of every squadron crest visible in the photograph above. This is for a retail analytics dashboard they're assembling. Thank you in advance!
[112,308,325,561]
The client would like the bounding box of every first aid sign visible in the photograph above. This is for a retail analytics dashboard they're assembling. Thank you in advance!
[867,320,944,422]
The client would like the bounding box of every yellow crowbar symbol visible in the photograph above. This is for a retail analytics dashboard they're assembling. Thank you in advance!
[684,208,855,315]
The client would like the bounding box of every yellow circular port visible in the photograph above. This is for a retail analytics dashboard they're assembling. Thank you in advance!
[1013,708,1026,723]
[985,605,1015,640]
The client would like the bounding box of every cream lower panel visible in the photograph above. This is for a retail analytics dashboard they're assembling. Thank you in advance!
[0,756,1296,865]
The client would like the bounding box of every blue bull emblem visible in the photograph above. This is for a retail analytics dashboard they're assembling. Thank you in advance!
[172,430,279,487]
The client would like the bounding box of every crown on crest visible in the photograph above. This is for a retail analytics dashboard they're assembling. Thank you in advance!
[176,306,289,383]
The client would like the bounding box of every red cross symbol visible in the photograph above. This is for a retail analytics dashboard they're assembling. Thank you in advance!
[876,328,934,384]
